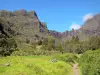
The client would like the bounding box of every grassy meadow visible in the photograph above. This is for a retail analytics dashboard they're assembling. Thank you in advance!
[0,50,100,75]
[0,54,76,75]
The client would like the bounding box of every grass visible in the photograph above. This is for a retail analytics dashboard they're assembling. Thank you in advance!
[0,55,73,75]
[52,53,79,66]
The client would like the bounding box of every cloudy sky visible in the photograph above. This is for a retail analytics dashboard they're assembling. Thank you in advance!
[0,0,100,32]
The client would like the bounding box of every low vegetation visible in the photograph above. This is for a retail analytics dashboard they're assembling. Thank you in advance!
[79,49,100,75]
[52,53,79,65]
[0,55,73,75]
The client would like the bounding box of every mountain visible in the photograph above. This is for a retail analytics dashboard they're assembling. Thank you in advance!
[50,13,100,40]
[0,9,100,47]
[49,30,62,38]
[0,9,100,56]
[80,14,100,35]
[0,9,49,44]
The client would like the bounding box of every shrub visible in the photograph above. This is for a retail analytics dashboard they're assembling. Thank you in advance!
[79,49,100,75]
[53,53,79,65]
[0,36,17,56]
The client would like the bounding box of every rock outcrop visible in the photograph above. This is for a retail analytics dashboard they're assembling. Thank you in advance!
[0,9,49,44]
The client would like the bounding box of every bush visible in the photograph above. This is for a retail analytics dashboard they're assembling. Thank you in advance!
[0,36,17,56]
[79,49,100,75]
[42,36,55,51]
[53,53,79,65]
[63,36,100,54]
[11,44,52,56]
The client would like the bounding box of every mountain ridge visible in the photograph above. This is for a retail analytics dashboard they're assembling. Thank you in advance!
[50,13,100,40]
[0,9,100,41]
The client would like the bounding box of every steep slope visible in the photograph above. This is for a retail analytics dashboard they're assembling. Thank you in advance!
[0,9,49,44]
[49,30,62,38]
[81,14,100,31]
[0,19,17,56]
[0,10,100,48]
[80,14,100,35]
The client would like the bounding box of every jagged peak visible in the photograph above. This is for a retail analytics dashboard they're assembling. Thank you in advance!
[28,10,37,17]
[0,9,38,18]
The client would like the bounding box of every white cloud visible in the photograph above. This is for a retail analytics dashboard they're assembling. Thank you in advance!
[83,13,94,22]
[70,24,81,30]
[69,13,94,30]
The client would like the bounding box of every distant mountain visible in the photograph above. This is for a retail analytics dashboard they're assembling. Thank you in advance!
[49,30,62,38]
[50,13,100,40]
[80,14,100,35]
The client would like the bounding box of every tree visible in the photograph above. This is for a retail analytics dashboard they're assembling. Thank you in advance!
[71,35,79,44]
[0,19,17,56]
[42,36,55,51]
[0,35,17,56]
[56,43,64,54]
[88,36,100,50]
[47,36,55,50]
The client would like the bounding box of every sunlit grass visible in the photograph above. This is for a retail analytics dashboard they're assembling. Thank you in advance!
[0,56,73,75]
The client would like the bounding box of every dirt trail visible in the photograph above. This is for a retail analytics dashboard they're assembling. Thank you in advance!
[72,63,80,75]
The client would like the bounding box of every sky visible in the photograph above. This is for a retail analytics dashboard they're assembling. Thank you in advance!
[0,0,100,32]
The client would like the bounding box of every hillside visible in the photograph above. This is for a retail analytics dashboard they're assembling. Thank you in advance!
[0,10,49,44]
[0,10,100,56]
[0,10,100,41]
[0,10,51,55]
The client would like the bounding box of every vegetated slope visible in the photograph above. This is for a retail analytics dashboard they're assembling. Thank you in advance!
[79,49,100,75]
[0,10,100,41]
[0,10,51,54]
[0,10,49,44]
[0,9,100,56]
[0,19,17,56]
[0,56,73,75]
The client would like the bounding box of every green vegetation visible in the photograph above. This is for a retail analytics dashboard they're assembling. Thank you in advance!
[0,19,17,56]
[0,37,17,56]
[0,56,73,75]
[0,10,100,75]
[1,10,100,56]
[63,36,100,54]
[79,49,100,75]
[52,53,79,65]
[41,36,55,51]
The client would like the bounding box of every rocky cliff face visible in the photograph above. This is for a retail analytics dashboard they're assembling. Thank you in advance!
[0,9,49,43]
[49,30,62,38]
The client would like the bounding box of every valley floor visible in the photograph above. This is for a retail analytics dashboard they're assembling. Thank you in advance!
[0,54,81,75]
